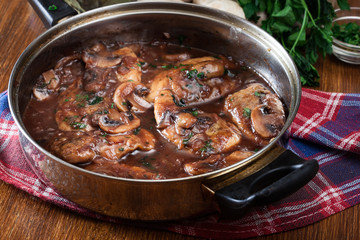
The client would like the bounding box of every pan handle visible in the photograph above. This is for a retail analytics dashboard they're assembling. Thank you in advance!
[215,149,319,218]
[27,0,77,28]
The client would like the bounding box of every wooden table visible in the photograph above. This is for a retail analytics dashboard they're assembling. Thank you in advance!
[0,1,359,239]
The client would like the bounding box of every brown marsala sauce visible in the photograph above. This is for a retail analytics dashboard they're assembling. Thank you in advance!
[23,41,285,179]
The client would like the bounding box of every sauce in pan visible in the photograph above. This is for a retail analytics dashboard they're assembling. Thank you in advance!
[23,42,286,179]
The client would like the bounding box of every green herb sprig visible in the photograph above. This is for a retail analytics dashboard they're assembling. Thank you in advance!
[237,0,350,86]
[48,5,57,11]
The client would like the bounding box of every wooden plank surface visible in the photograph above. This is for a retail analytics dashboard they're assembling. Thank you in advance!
[0,0,359,239]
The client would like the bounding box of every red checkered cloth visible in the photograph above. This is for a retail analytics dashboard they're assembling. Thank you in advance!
[0,88,359,239]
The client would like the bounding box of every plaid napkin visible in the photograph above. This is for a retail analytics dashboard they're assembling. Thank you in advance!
[0,88,359,239]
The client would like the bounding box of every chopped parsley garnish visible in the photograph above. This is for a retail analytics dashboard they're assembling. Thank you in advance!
[199,140,214,153]
[196,72,205,79]
[186,69,198,79]
[142,161,151,167]
[191,110,198,117]
[63,115,79,122]
[141,161,156,170]
[119,147,124,151]
[75,93,103,107]
[243,108,252,118]
[183,132,194,144]
[48,5,57,11]
[70,122,87,129]
[76,94,89,102]
[133,127,141,135]
[332,22,360,46]
[140,156,156,170]
[161,64,174,69]
[38,82,49,88]
[88,95,103,105]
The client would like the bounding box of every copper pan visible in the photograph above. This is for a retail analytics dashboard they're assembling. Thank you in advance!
[8,2,318,220]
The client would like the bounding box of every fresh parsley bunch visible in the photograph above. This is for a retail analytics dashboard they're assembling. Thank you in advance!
[237,0,350,86]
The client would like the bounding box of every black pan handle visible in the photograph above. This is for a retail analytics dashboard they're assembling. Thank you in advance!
[215,149,319,218]
[28,0,77,28]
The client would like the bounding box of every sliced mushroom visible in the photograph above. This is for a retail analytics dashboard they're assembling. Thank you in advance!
[113,82,152,113]
[82,43,123,68]
[32,69,60,101]
[82,43,141,71]
[42,69,59,89]
[251,95,285,138]
[98,108,140,134]
[33,87,52,101]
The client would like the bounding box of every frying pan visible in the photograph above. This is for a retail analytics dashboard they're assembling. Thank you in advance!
[8,0,319,220]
